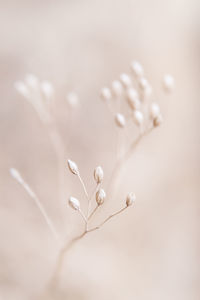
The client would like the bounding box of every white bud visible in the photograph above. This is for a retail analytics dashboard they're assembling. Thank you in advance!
[68,196,80,210]
[100,87,112,101]
[15,81,30,99]
[139,77,152,96]
[126,88,140,110]
[96,188,106,206]
[111,80,123,97]
[150,103,160,119]
[163,74,174,92]
[41,81,54,99]
[67,159,79,175]
[25,74,39,90]
[130,61,144,77]
[153,114,163,127]
[126,192,136,206]
[94,166,104,184]
[119,73,132,88]
[10,168,23,184]
[115,113,126,128]
[133,110,144,126]
[66,92,79,108]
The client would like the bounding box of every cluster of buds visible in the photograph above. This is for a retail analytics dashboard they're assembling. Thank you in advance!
[15,74,80,124]
[15,74,54,123]
[100,60,174,134]
[67,159,135,231]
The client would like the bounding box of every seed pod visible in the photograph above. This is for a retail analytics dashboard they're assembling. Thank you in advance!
[15,81,31,99]
[139,77,152,96]
[10,168,23,184]
[67,159,79,175]
[25,74,39,90]
[100,87,112,101]
[111,80,123,97]
[126,192,136,206]
[68,196,80,210]
[119,73,132,88]
[133,110,144,126]
[115,113,126,128]
[126,88,140,110]
[96,188,106,206]
[150,103,160,119]
[130,61,144,77]
[153,114,163,127]
[163,74,174,92]
[66,92,79,108]
[41,81,54,99]
[94,166,104,184]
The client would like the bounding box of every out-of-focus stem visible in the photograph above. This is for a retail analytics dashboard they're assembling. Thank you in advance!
[48,122,66,222]
[107,127,153,198]
[12,174,59,241]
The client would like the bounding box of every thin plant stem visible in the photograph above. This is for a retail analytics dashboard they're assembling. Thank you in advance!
[87,183,100,219]
[78,173,89,199]
[88,206,128,232]
[46,203,128,294]
[47,231,87,292]
[47,121,66,227]
[88,205,99,221]
[14,176,59,241]
[107,127,153,197]
[78,209,87,223]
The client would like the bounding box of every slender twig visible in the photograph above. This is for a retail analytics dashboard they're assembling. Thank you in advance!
[48,124,66,224]
[47,231,87,291]
[47,203,128,292]
[88,205,99,221]
[10,169,59,241]
[87,183,100,219]
[78,209,87,223]
[88,206,128,232]
[107,127,153,197]
[78,173,89,199]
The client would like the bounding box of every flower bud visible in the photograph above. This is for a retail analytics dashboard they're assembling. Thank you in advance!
[111,80,123,97]
[133,110,144,126]
[115,113,126,128]
[126,192,136,206]
[10,168,23,184]
[100,87,112,101]
[41,81,54,99]
[68,196,80,210]
[150,103,160,119]
[153,114,163,127]
[66,92,79,108]
[139,77,152,96]
[67,159,79,175]
[25,74,39,90]
[15,81,30,99]
[119,73,132,88]
[96,188,106,206]
[126,88,140,110]
[94,166,104,184]
[163,74,174,92]
[130,61,144,77]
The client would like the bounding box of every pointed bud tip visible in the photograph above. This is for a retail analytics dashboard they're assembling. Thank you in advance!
[67,159,79,175]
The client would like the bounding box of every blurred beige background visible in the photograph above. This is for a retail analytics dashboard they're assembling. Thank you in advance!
[0,0,200,299]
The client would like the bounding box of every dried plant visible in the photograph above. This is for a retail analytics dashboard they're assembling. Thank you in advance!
[10,62,174,296]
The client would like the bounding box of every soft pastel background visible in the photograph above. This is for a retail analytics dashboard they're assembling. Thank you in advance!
[0,0,199,299]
